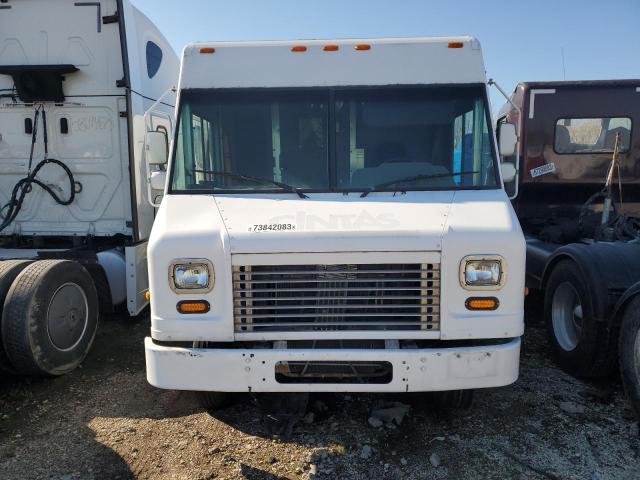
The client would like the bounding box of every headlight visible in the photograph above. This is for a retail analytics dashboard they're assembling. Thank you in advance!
[169,259,214,293]
[460,256,505,289]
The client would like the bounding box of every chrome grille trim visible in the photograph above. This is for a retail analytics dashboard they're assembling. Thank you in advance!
[233,263,440,333]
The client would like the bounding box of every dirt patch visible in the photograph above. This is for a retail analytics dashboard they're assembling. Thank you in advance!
[1,315,639,479]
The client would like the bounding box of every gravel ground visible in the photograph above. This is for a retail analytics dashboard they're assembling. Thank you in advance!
[1,309,639,480]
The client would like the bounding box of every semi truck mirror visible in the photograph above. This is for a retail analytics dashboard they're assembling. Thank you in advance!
[149,170,167,191]
[498,123,517,157]
[145,131,168,165]
[501,162,517,183]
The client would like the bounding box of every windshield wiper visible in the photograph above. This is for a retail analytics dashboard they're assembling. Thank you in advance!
[193,170,308,198]
[359,170,480,197]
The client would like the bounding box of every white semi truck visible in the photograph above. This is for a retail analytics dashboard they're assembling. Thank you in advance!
[0,0,177,375]
[144,37,526,409]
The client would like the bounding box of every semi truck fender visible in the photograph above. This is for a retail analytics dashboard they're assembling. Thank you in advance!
[541,242,640,323]
[610,280,640,328]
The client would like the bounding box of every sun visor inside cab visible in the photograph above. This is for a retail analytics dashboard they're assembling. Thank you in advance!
[0,65,79,102]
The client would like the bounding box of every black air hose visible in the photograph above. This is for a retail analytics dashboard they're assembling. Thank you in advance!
[0,106,77,234]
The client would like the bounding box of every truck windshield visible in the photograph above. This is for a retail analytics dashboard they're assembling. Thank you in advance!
[169,86,498,193]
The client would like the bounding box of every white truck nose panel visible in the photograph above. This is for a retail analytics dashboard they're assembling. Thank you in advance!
[145,337,520,393]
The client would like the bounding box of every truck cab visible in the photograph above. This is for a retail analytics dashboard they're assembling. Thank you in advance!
[144,37,525,408]
[0,0,177,376]
[496,80,640,417]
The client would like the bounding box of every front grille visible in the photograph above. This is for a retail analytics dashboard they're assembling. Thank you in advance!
[232,263,440,332]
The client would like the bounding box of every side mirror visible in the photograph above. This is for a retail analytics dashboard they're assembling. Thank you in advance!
[145,131,168,165]
[501,162,517,183]
[498,123,517,157]
[149,170,167,191]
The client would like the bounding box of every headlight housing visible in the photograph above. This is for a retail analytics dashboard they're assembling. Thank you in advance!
[169,259,214,293]
[459,255,505,289]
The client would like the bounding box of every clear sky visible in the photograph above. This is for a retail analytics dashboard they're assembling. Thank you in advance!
[131,0,640,112]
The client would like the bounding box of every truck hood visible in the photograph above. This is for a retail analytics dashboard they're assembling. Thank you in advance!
[204,190,509,254]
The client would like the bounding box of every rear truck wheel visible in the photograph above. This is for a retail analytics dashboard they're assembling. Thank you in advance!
[619,296,640,419]
[544,260,617,377]
[0,259,33,374]
[433,389,474,410]
[1,260,99,376]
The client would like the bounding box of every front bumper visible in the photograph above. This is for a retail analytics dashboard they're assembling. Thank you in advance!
[145,337,521,393]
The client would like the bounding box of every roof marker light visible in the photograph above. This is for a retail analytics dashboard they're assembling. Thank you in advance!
[323,45,339,51]
[448,42,464,49]
[199,47,215,54]
[291,45,307,52]
[354,44,371,51]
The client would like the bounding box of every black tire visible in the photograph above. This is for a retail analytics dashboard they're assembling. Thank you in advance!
[544,260,617,377]
[433,389,474,410]
[619,296,640,419]
[0,260,33,374]
[195,391,235,411]
[1,260,99,376]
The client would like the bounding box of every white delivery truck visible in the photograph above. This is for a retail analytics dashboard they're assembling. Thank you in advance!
[0,0,177,376]
[144,37,526,409]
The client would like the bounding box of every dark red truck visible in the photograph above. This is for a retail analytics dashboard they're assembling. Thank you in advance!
[496,80,640,416]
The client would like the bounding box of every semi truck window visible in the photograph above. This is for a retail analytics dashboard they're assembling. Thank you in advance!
[554,117,631,154]
[146,41,163,79]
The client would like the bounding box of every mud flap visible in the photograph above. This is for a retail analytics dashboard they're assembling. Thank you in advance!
[125,242,149,315]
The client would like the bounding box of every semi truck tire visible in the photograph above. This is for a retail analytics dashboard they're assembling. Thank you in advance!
[1,260,99,376]
[619,296,640,419]
[544,260,616,377]
[0,259,33,374]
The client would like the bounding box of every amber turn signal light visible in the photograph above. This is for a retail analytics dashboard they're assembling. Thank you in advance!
[177,300,210,314]
[465,297,499,311]
[145,290,150,302]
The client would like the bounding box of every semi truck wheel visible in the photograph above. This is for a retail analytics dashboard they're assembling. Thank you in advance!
[544,260,616,377]
[1,260,99,376]
[0,259,33,374]
[619,296,640,419]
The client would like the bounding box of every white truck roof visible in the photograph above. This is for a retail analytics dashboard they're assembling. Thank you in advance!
[179,36,486,89]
